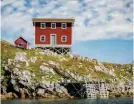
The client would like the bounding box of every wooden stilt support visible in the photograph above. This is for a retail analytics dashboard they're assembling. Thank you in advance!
[35,47,71,54]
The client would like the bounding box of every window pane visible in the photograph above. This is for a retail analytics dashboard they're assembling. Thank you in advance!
[62,36,66,42]
[52,23,56,28]
[63,24,65,28]
[62,23,66,29]
[40,36,46,41]
[41,37,44,40]
[63,37,65,41]
[41,23,46,28]
[42,24,45,28]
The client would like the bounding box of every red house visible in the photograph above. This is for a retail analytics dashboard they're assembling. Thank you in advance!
[14,37,29,49]
[32,18,75,54]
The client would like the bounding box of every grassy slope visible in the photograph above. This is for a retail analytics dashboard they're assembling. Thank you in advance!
[1,40,132,83]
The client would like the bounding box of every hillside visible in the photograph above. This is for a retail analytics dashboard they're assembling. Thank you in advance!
[1,40,133,99]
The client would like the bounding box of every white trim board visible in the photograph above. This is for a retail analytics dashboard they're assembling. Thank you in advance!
[35,44,71,47]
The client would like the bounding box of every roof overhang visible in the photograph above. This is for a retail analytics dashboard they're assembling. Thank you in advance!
[15,37,30,44]
[32,18,75,23]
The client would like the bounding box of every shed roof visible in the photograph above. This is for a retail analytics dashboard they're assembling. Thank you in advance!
[15,37,30,44]
[32,18,75,23]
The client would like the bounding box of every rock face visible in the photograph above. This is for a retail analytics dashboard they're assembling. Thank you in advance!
[14,52,27,62]
[1,40,133,99]
[2,57,132,99]
[1,65,71,99]
[40,65,55,74]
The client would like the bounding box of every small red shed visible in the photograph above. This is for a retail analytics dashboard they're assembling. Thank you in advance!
[32,18,75,54]
[14,37,29,49]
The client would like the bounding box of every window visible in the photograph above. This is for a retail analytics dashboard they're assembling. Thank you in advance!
[61,23,67,29]
[40,35,46,42]
[61,36,67,42]
[18,43,24,48]
[40,23,46,29]
[51,23,56,29]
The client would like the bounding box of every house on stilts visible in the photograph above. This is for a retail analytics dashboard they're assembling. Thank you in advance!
[32,18,75,54]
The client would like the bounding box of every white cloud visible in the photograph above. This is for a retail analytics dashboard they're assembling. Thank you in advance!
[1,0,133,43]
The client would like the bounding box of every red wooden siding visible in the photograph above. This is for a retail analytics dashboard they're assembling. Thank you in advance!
[34,22,72,45]
[14,38,28,49]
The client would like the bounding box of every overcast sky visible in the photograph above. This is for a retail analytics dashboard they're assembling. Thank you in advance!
[1,0,133,64]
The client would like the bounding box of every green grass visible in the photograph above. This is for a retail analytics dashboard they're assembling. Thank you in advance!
[60,58,94,76]
[1,40,133,83]
[91,71,114,80]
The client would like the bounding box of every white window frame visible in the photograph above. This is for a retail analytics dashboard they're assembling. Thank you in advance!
[61,36,67,42]
[51,23,56,29]
[40,35,46,42]
[40,23,46,29]
[61,23,67,29]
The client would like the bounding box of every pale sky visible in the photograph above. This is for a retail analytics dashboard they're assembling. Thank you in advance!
[1,0,133,63]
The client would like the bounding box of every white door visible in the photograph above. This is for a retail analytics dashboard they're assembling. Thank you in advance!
[51,34,56,45]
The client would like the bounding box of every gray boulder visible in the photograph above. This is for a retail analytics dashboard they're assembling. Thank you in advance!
[40,65,55,74]
[14,52,27,62]
[1,86,7,94]
[8,59,12,65]
[37,88,45,95]
[54,85,68,94]
[13,86,20,92]
[18,70,31,82]
[11,79,16,86]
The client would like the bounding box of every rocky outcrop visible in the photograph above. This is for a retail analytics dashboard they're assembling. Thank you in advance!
[2,57,132,99]
[1,65,72,99]
[40,65,55,74]
[14,52,27,62]
[1,40,133,99]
